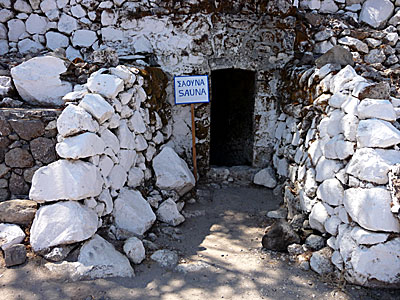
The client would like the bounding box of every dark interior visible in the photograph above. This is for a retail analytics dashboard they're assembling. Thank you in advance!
[210,69,256,167]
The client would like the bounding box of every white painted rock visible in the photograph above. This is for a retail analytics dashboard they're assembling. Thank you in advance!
[315,156,343,182]
[253,167,277,188]
[58,14,78,34]
[30,201,98,252]
[45,31,69,50]
[87,73,124,99]
[118,150,137,172]
[346,148,400,184]
[72,29,97,47]
[357,119,400,148]
[57,104,99,137]
[78,234,134,279]
[116,120,135,150]
[100,128,119,154]
[324,135,354,160]
[56,132,105,159]
[329,65,358,94]
[99,155,114,178]
[350,226,389,245]
[153,147,195,196]
[341,114,358,142]
[127,167,144,188]
[357,99,396,121]
[324,215,341,236]
[0,223,25,250]
[79,94,114,124]
[11,56,72,106]
[123,237,145,264]
[349,238,400,285]
[309,202,329,233]
[344,188,400,232]
[129,111,146,134]
[113,188,156,236]
[25,14,47,34]
[359,0,394,29]
[107,164,127,190]
[29,160,103,202]
[310,247,334,275]
[156,199,185,226]
[316,178,344,206]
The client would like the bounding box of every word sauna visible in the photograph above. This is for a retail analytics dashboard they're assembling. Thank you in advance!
[174,75,210,105]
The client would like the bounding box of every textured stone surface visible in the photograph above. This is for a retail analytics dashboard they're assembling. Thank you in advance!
[357,119,400,148]
[150,249,178,269]
[57,104,99,137]
[253,167,277,188]
[310,247,334,275]
[9,119,45,141]
[359,0,394,29]
[30,137,56,164]
[5,148,34,168]
[30,201,98,252]
[4,244,26,267]
[79,94,114,124]
[113,188,156,236]
[78,234,134,279]
[29,160,103,202]
[309,202,329,233]
[56,132,105,159]
[316,178,344,206]
[357,99,396,121]
[344,188,400,232]
[0,199,37,225]
[11,56,72,106]
[87,73,124,99]
[153,147,195,195]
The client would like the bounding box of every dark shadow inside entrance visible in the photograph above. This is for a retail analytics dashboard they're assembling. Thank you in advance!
[210,69,256,167]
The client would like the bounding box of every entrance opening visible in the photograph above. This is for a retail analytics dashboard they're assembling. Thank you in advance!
[210,69,256,167]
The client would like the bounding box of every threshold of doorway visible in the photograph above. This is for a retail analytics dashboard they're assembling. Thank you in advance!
[204,165,261,186]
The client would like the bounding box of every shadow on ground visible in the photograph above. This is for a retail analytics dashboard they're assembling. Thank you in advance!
[0,185,398,300]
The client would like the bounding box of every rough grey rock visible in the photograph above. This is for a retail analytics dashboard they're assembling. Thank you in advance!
[0,223,25,250]
[315,46,354,68]
[359,0,394,29]
[123,237,145,264]
[253,167,277,188]
[156,199,185,227]
[305,234,325,250]
[0,199,37,225]
[310,247,334,275]
[4,244,26,267]
[150,249,178,269]
[262,220,301,252]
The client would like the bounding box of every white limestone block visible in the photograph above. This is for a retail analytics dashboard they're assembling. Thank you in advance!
[357,99,396,121]
[253,167,277,188]
[123,237,145,264]
[127,167,144,188]
[357,119,400,148]
[135,134,148,152]
[324,215,341,235]
[72,29,97,47]
[7,19,26,42]
[309,202,329,233]
[98,189,113,216]
[30,201,98,252]
[330,65,359,94]
[315,156,343,182]
[346,148,400,184]
[87,73,124,99]
[56,132,105,159]
[344,188,400,232]
[153,147,195,196]
[156,199,185,226]
[79,94,114,124]
[18,38,45,55]
[11,56,72,106]
[100,128,120,154]
[324,135,354,160]
[113,188,156,236]
[359,0,394,29]
[340,113,358,142]
[79,234,134,279]
[25,14,47,34]
[350,226,389,245]
[110,65,135,84]
[0,223,25,250]
[29,160,103,202]
[328,92,348,108]
[99,155,114,178]
[118,150,137,172]
[129,111,146,134]
[45,31,69,50]
[58,14,78,34]
[107,164,127,191]
[117,120,135,149]
[317,178,344,206]
[57,104,99,137]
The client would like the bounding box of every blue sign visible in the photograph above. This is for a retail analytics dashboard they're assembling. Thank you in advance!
[174,75,210,105]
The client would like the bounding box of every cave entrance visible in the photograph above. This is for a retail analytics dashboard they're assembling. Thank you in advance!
[210,69,256,167]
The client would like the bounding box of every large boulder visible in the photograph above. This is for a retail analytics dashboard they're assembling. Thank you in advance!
[30,201,98,252]
[357,119,400,148]
[343,188,400,232]
[29,160,103,202]
[359,0,394,29]
[0,199,37,225]
[87,73,124,99]
[10,56,72,106]
[113,188,156,236]
[153,147,195,195]
[56,132,105,159]
[78,234,134,279]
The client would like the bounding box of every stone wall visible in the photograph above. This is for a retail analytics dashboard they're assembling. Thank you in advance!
[0,108,59,201]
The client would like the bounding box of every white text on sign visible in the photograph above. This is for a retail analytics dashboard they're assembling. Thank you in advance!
[174,75,210,105]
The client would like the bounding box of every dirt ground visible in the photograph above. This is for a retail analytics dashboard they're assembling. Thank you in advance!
[0,185,398,300]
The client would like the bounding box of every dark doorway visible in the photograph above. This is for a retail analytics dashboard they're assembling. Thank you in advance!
[210,69,256,167]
